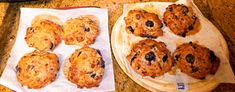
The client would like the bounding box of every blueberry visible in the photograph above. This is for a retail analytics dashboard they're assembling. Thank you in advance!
[84,27,90,32]
[96,49,102,56]
[145,52,156,65]
[77,51,82,57]
[99,60,105,68]
[186,54,195,64]
[145,20,154,27]
[90,73,96,78]
[163,21,167,26]
[182,33,186,37]
[131,54,137,62]
[49,42,54,50]
[174,54,180,61]
[168,7,173,12]
[191,66,199,73]
[199,77,205,80]
[29,27,34,33]
[127,26,134,33]
[162,54,168,62]
[188,25,194,30]
[16,66,21,73]
[210,51,216,63]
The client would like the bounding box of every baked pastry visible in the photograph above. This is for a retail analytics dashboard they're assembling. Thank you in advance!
[163,4,200,37]
[173,42,220,79]
[127,39,173,77]
[25,16,62,51]
[124,10,163,38]
[67,47,105,88]
[16,50,59,89]
[62,16,100,46]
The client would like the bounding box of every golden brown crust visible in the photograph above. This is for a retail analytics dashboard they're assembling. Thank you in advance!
[127,39,173,77]
[125,10,163,38]
[16,50,59,89]
[68,47,105,88]
[62,16,100,46]
[173,42,220,79]
[163,4,200,37]
[25,19,62,51]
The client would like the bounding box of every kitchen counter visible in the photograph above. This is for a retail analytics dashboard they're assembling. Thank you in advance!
[0,0,234,91]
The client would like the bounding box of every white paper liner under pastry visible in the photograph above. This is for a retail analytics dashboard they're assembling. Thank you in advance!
[0,8,115,92]
[117,0,234,85]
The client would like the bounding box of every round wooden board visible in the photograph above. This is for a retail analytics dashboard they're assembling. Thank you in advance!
[111,1,229,91]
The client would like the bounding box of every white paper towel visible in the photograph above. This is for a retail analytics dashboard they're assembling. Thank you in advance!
[0,8,115,92]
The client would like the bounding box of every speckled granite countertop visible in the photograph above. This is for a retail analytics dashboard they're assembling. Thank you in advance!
[0,0,235,92]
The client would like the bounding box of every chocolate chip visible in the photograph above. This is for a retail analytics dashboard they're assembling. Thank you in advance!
[174,54,180,61]
[96,49,102,56]
[90,73,96,78]
[145,20,154,27]
[210,51,216,63]
[99,60,105,68]
[145,51,156,65]
[162,54,168,62]
[77,51,82,57]
[188,25,194,30]
[49,42,54,50]
[84,27,90,32]
[127,26,134,33]
[191,66,199,73]
[136,14,141,20]
[131,54,137,62]
[186,54,195,64]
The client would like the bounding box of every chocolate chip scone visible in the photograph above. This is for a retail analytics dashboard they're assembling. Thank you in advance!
[124,10,163,38]
[62,16,100,46]
[25,19,62,51]
[127,39,173,77]
[173,42,220,79]
[163,4,200,37]
[16,50,59,89]
[67,47,105,88]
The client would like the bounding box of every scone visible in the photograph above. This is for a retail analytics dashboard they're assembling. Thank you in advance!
[163,4,200,37]
[62,16,100,46]
[16,50,59,89]
[25,15,62,51]
[173,42,220,79]
[67,47,105,88]
[127,39,173,77]
[124,10,163,38]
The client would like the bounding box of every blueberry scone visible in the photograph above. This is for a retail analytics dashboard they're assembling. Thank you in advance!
[67,47,105,88]
[25,16,63,51]
[125,10,163,38]
[127,39,173,77]
[62,16,100,46]
[173,42,220,79]
[16,50,59,89]
[163,4,200,37]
